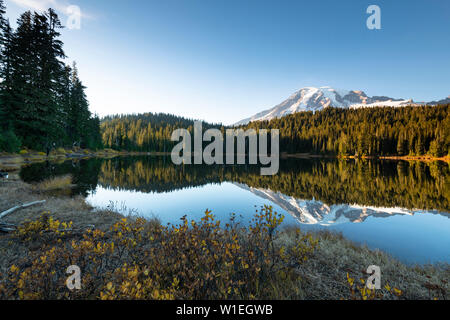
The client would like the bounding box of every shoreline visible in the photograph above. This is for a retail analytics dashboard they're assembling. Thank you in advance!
[281,152,450,162]
[1,150,448,170]
[0,150,170,171]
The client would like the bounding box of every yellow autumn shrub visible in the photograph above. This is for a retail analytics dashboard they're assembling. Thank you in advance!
[345,272,404,300]
[0,206,320,300]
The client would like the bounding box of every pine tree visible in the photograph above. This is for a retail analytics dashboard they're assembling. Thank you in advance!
[397,134,407,156]
[35,9,66,151]
[0,0,6,59]
[338,133,349,156]
[0,0,9,130]
[429,133,444,157]
[56,64,73,146]
[415,137,424,156]
[0,5,101,152]
[68,62,92,148]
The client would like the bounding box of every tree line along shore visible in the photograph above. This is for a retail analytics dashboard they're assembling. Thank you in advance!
[1,1,449,162]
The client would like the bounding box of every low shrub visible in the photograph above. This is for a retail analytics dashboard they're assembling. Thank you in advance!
[0,206,319,300]
[345,272,403,300]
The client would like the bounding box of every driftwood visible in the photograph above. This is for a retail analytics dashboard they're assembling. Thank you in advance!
[0,200,46,220]
[0,222,17,233]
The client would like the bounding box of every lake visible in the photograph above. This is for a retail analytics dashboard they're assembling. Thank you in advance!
[19,156,450,264]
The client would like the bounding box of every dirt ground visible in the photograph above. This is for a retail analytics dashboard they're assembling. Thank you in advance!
[0,172,123,230]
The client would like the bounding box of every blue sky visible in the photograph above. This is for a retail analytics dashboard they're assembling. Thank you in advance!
[4,0,450,124]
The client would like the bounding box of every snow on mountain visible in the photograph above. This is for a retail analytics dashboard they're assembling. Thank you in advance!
[234,183,449,226]
[235,86,420,125]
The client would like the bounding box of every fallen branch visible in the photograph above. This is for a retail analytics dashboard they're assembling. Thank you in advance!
[0,200,46,220]
[0,223,16,233]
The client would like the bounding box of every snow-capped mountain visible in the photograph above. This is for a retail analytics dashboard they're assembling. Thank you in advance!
[235,86,420,125]
[234,183,449,226]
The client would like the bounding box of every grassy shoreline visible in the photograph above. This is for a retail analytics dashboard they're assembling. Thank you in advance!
[0,175,448,300]
[0,149,167,171]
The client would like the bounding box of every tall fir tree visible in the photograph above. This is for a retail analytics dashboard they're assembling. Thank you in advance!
[68,62,91,148]
[0,4,102,152]
[0,0,8,130]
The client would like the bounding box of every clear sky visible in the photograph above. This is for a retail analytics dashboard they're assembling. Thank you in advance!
[4,0,450,125]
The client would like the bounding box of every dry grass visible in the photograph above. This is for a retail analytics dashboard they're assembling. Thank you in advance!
[277,229,449,300]
[31,175,74,193]
[0,174,123,230]
[0,156,25,171]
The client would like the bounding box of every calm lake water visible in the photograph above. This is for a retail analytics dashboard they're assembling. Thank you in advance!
[19,156,450,264]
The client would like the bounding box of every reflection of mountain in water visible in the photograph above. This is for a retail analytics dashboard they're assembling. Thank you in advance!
[234,183,450,225]
[19,156,450,213]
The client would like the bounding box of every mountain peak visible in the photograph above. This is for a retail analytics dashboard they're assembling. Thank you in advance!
[235,86,423,125]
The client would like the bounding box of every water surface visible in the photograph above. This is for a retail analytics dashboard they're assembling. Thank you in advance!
[19,156,450,264]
